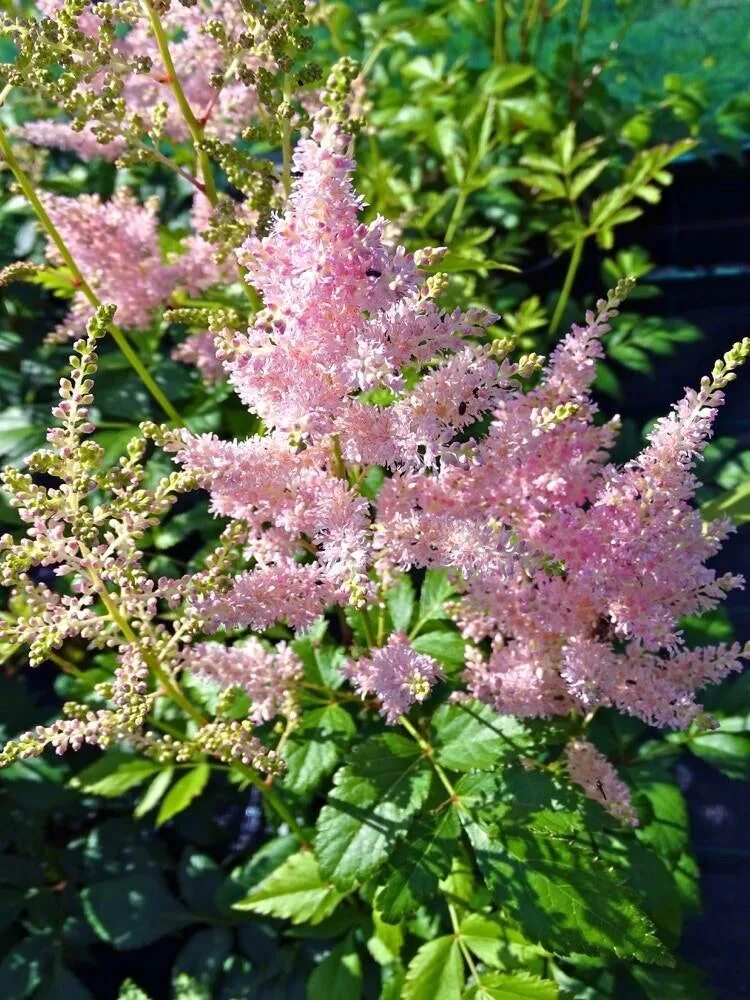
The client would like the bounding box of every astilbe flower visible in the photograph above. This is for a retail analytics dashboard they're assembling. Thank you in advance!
[173,124,748,732]
[172,331,226,384]
[189,638,302,723]
[565,739,639,826]
[171,123,516,718]
[0,307,285,774]
[40,189,232,339]
[344,632,442,723]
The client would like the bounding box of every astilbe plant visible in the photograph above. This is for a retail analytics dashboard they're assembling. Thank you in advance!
[0,116,748,994]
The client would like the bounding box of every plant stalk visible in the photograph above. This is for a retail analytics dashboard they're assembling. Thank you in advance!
[0,121,183,424]
[140,0,217,205]
[549,235,584,337]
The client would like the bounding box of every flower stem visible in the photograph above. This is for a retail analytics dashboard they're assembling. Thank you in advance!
[447,899,480,983]
[96,582,307,838]
[0,120,183,424]
[139,0,217,205]
[549,235,584,338]
[399,715,460,802]
[280,75,293,199]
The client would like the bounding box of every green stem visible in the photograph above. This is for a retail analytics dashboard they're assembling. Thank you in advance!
[0,120,183,424]
[97,586,205,727]
[140,0,217,205]
[361,38,388,79]
[47,650,86,678]
[97,582,308,839]
[549,235,584,337]
[447,900,479,983]
[399,715,459,802]
[360,611,376,649]
[445,189,467,245]
[578,0,592,34]
[280,75,293,199]
[234,761,308,843]
[330,433,348,481]
[494,0,508,65]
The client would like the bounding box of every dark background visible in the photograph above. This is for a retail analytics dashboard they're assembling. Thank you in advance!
[588,150,750,999]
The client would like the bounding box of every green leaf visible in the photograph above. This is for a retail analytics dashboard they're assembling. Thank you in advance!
[0,936,51,998]
[690,731,750,779]
[377,808,460,922]
[82,873,191,949]
[35,963,93,1000]
[634,777,688,860]
[411,629,465,671]
[314,733,433,890]
[432,254,519,274]
[177,850,225,912]
[459,913,511,968]
[133,767,175,818]
[292,629,346,689]
[71,754,161,797]
[464,820,669,964]
[432,700,530,771]
[629,961,711,1000]
[282,704,355,796]
[156,765,210,826]
[464,970,558,999]
[368,910,404,965]
[414,570,455,634]
[232,850,344,925]
[387,575,415,632]
[173,928,232,990]
[307,937,362,1000]
[598,838,683,946]
[402,936,464,1000]
[702,479,750,524]
[570,160,610,200]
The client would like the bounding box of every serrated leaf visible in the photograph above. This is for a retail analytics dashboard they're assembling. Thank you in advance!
[413,570,455,635]
[232,850,344,925]
[465,970,558,999]
[634,778,688,860]
[629,961,711,1000]
[411,628,465,670]
[307,937,362,1000]
[133,767,175,818]
[432,700,530,770]
[464,820,669,964]
[72,754,161,797]
[315,734,433,890]
[377,808,459,922]
[156,764,210,826]
[570,160,609,200]
[402,936,464,1000]
[283,704,355,795]
[387,575,415,632]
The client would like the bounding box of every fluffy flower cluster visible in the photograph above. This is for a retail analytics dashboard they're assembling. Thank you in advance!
[174,125,748,731]
[23,0,268,160]
[42,190,231,338]
[0,309,282,774]
[565,738,639,826]
[344,633,443,722]
[189,638,302,723]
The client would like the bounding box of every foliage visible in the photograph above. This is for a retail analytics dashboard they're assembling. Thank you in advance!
[0,1,746,998]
